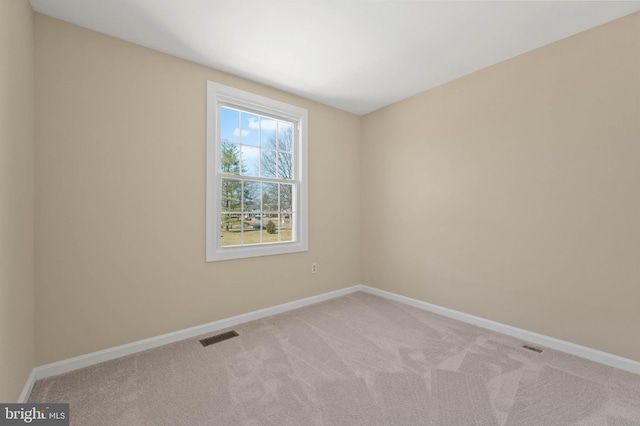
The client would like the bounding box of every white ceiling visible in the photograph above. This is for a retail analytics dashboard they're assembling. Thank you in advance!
[30,0,639,115]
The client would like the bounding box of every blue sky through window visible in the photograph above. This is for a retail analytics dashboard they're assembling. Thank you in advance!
[220,107,294,179]
[220,107,239,143]
[241,113,259,146]
[220,106,292,151]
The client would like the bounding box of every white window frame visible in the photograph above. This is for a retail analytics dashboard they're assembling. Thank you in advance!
[206,81,308,262]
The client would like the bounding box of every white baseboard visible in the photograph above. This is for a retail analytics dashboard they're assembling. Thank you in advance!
[25,282,639,398]
[34,285,363,381]
[360,285,640,375]
[18,368,37,403]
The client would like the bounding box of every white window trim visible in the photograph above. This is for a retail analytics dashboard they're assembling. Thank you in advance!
[206,81,308,262]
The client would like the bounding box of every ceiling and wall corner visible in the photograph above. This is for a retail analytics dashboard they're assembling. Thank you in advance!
[28,0,640,115]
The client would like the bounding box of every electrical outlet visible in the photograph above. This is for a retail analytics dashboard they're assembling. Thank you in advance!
[311,262,318,274]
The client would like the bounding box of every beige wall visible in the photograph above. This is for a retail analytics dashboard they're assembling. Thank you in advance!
[29,9,640,369]
[0,0,35,401]
[362,13,640,361]
[34,15,361,365]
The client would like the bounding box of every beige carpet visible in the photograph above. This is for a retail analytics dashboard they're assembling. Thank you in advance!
[28,292,640,425]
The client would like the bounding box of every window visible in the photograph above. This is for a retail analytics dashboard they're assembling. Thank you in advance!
[206,82,308,261]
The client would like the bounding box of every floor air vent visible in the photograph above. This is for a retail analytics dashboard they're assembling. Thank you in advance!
[523,344,543,353]
[200,330,239,347]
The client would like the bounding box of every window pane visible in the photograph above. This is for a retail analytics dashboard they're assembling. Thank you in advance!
[280,184,293,212]
[261,149,277,178]
[243,223,261,245]
[241,112,259,146]
[221,213,241,247]
[261,117,277,148]
[220,142,241,174]
[262,183,278,211]
[241,145,260,177]
[221,179,242,211]
[220,107,240,143]
[278,122,293,152]
[262,215,279,243]
[280,213,293,242]
[278,152,292,179]
[243,181,261,212]
[242,211,262,246]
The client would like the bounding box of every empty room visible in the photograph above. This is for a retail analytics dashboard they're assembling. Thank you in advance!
[1,0,639,424]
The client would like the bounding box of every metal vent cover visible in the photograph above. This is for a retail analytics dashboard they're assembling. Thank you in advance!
[523,344,543,353]
[200,330,239,347]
